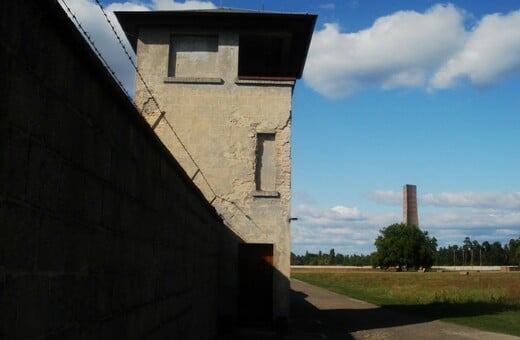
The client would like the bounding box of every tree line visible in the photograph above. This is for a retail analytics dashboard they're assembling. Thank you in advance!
[291,227,520,268]
[291,249,372,266]
[435,236,520,266]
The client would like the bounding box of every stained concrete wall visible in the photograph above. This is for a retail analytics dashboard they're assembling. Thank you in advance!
[0,1,224,339]
[134,28,293,319]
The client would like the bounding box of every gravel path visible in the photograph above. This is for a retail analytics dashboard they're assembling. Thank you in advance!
[288,279,519,340]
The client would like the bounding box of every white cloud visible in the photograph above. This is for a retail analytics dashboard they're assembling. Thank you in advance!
[496,228,519,236]
[330,205,361,219]
[422,192,520,209]
[293,204,364,228]
[304,4,520,98]
[423,208,520,229]
[365,190,520,210]
[292,203,400,254]
[152,0,216,10]
[105,2,149,11]
[58,0,144,94]
[304,4,466,98]
[291,192,520,254]
[432,9,520,88]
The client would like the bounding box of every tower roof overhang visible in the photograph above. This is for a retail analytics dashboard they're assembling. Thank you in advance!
[115,9,317,79]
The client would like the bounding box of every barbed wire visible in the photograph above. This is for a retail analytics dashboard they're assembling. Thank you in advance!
[57,0,131,99]
[92,0,221,197]
[59,0,268,238]
[93,0,163,114]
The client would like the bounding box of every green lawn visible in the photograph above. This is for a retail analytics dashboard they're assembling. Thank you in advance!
[292,271,520,336]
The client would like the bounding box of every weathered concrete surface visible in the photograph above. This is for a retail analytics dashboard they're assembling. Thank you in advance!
[289,279,519,340]
[133,25,293,318]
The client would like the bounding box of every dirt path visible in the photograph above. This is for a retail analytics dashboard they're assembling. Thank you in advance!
[289,279,519,340]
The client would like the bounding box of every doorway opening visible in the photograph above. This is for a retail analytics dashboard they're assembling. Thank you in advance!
[237,243,274,325]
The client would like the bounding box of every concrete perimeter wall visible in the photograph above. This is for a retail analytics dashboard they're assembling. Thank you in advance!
[0,1,224,339]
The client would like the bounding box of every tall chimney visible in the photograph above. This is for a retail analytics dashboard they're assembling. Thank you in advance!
[403,184,419,227]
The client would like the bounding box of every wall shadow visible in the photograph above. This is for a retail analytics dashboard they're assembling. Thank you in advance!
[217,226,293,338]
[290,286,432,338]
[289,289,355,339]
[290,283,518,338]
[383,302,516,321]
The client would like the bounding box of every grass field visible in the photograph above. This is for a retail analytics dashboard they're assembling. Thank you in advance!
[292,271,520,336]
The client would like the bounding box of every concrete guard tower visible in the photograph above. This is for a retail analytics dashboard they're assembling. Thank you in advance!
[116,9,316,326]
[403,184,419,227]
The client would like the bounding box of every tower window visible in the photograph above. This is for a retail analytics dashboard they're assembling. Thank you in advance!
[239,35,291,78]
[168,35,218,77]
[255,133,277,193]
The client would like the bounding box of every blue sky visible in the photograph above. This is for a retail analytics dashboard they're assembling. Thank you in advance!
[62,0,520,255]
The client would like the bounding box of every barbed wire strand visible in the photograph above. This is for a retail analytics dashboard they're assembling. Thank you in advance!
[84,0,267,237]
[58,0,131,99]
[92,0,163,114]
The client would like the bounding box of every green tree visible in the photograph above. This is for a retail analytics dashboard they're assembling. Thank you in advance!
[505,238,520,265]
[291,252,302,265]
[488,241,507,265]
[434,246,452,265]
[481,241,491,265]
[463,236,472,266]
[329,248,336,265]
[516,244,520,265]
[372,223,437,270]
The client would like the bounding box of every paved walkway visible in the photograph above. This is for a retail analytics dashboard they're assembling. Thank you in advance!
[288,279,519,340]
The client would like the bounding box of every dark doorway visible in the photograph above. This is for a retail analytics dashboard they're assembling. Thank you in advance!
[238,243,274,325]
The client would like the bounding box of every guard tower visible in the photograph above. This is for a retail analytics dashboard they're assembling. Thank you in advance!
[116,10,316,326]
